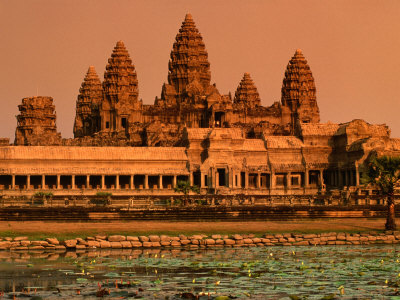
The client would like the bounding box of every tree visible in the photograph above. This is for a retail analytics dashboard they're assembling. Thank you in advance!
[174,180,200,206]
[363,155,400,230]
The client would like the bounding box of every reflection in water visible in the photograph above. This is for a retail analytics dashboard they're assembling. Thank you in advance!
[0,245,400,299]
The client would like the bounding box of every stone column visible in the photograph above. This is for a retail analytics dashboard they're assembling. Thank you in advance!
[144,175,149,189]
[116,175,120,189]
[27,175,30,190]
[320,169,324,187]
[229,168,234,188]
[173,175,177,187]
[101,175,105,189]
[42,175,45,189]
[355,165,360,186]
[343,170,348,186]
[11,175,15,189]
[211,168,216,188]
[159,175,163,189]
[86,175,90,189]
[257,172,261,189]
[338,170,343,187]
[245,172,249,189]
[189,172,193,186]
[130,175,134,189]
[305,169,309,188]
[216,171,219,187]
[72,175,76,189]
[271,172,276,189]
[200,172,205,188]
[286,172,291,189]
[57,175,61,189]
[238,172,242,188]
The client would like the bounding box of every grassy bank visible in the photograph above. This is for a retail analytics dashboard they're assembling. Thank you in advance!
[0,218,388,240]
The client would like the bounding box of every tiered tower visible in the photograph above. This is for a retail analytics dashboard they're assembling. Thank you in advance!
[15,96,61,145]
[102,40,140,134]
[165,13,211,103]
[281,49,319,132]
[233,73,261,109]
[73,66,103,138]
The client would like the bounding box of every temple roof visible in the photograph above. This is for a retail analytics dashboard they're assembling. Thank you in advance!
[77,66,102,106]
[233,73,261,108]
[167,13,211,95]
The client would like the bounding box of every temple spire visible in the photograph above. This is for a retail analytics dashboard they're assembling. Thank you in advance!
[73,66,103,138]
[281,49,319,124]
[233,72,261,108]
[167,13,211,96]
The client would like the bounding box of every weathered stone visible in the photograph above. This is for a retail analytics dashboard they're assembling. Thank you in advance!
[205,239,216,245]
[211,235,221,239]
[231,234,243,240]
[151,242,161,247]
[100,241,111,248]
[63,239,77,248]
[127,236,139,241]
[149,235,161,242]
[121,241,132,248]
[142,242,152,248]
[46,238,59,245]
[171,241,181,247]
[87,241,100,248]
[180,239,191,245]
[14,236,28,241]
[110,242,123,248]
[160,241,171,246]
[108,235,126,242]
[131,241,142,248]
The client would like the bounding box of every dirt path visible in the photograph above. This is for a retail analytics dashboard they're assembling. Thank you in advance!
[0,219,387,237]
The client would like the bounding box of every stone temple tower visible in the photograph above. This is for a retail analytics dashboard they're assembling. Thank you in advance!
[73,66,103,138]
[281,49,320,133]
[164,13,212,104]
[102,40,141,135]
[233,72,261,109]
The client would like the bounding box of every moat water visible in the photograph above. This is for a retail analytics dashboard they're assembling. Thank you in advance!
[1,245,400,299]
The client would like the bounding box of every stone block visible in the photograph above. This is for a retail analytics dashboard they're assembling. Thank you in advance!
[149,235,161,242]
[205,239,216,245]
[180,239,191,245]
[46,238,59,245]
[121,241,132,248]
[110,242,123,248]
[131,241,143,247]
[171,241,181,247]
[13,236,28,241]
[224,239,235,245]
[100,241,111,248]
[109,235,126,242]
[63,239,77,248]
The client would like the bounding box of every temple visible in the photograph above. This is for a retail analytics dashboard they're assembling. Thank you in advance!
[1,13,399,198]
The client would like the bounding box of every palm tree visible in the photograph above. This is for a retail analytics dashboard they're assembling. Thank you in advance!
[363,154,400,230]
[174,180,200,206]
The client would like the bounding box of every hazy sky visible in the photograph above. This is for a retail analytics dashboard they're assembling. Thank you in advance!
[1,0,399,139]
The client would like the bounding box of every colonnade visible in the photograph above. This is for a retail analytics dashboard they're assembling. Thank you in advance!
[0,168,360,191]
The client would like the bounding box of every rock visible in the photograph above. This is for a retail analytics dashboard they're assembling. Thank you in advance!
[108,235,126,242]
[63,239,77,248]
[95,235,107,240]
[171,241,181,247]
[160,235,171,241]
[149,235,160,242]
[142,242,152,248]
[160,241,171,246]
[100,241,111,248]
[46,238,59,245]
[243,239,253,244]
[303,234,317,239]
[180,239,191,245]
[0,241,11,248]
[215,239,224,245]
[293,241,309,246]
[211,234,221,239]
[20,241,31,247]
[127,236,139,241]
[87,241,100,248]
[205,239,215,245]
[131,241,143,247]
[13,236,28,241]
[190,235,203,240]
[151,242,161,247]
[231,234,243,240]
[224,239,235,245]
[170,236,180,241]
[55,245,66,251]
[110,242,122,248]
[76,244,86,250]
[139,236,149,242]
[121,241,132,248]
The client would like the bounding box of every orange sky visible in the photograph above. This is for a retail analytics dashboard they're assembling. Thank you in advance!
[0,0,399,139]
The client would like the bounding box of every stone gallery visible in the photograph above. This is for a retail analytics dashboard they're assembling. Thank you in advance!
[1,14,399,197]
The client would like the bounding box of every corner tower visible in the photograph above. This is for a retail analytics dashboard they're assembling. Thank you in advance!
[281,49,320,132]
[166,13,211,102]
[73,66,103,138]
[102,40,140,134]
